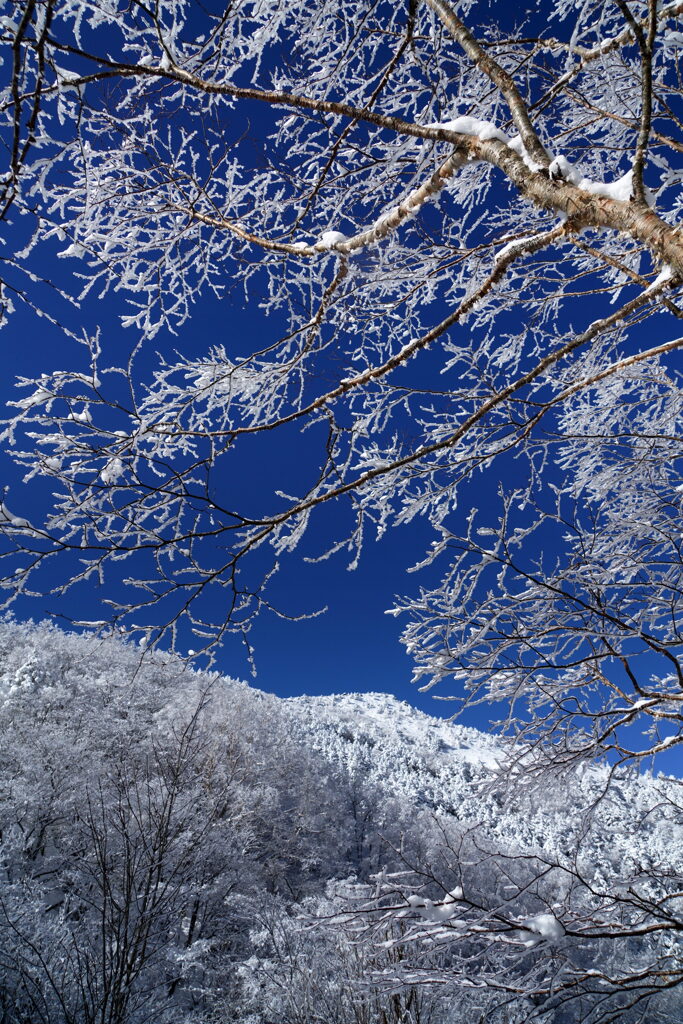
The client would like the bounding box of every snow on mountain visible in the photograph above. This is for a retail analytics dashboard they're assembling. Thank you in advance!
[287,690,501,767]
[2,620,683,1024]
[282,690,682,859]
[283,690,501,812]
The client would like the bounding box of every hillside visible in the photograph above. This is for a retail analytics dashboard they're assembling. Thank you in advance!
[1,619,682,1024]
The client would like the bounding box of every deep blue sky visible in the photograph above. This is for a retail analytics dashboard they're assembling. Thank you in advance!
[1,248,488,722]
[0,0,549,725]
[2,1,681,779]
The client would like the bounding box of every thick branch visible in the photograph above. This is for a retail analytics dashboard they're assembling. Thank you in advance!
[423,0,549,168]
[41,48,683,275]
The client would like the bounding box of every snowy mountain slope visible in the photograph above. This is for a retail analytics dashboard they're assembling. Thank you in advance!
[282,689,683,866]
[286,690,501,767]
[0,616,678,874]
[0,616,679,873]
[284,691,500,806]
[1,619,682,1024]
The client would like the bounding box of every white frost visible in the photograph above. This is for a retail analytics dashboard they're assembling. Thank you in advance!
[58,242,87,259]
[407,894,460,923]
[549,155,634,202]
[13,386,52,410]
[494,230,557,264]
[645,265,674,293]
[508,135,544,173]
[0,502,30,528]
[100,458,124,484]
[582,169,633,202]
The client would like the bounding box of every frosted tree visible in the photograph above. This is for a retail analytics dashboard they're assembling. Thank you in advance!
[0,627,257,1023]
[0,621,369,1022]
[0,2,682,780]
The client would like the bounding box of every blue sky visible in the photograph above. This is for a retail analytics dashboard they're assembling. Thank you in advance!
[1,0,681,782]
[0,239,486,720]
[0,144,669,743]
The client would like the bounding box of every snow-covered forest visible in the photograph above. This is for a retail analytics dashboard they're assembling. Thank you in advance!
[1,0,683,1019]
[1,619,682,1023]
